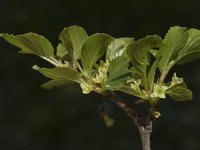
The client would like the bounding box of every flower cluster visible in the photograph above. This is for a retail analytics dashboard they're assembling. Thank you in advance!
[93,60,110,84]
[80,60,110,94]
[151,73,183,99]
[151,84,168,99]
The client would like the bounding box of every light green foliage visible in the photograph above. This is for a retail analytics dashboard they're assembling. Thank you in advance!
[106,56,130,90]
[32,65,82,83]
[157,26,200,74]
[1,25,200,113]
[127,35,162,77]
[41,79,72,90]
[177,28,200,64]
[157,26,188,71]
[166,84,193,101]
[126,35,162,92]
[106,38,134,61]
[57,25,88,60]
[0,33,54,58]
[81,33,114,75]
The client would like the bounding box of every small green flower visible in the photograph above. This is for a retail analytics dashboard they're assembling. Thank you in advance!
[130,79,141,90]
[170,73,183,87]
[151,84,168,99]
[80,81,93,94]
[80,60,110,94]
[93,60,110,84]
[129,79,142,94]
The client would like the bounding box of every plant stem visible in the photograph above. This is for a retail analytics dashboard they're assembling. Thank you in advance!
[41,56,62,67]
[103,91,152,150]
[103,91,137,121]
[136,121,152,150]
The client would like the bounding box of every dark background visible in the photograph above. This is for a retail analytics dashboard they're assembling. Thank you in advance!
[1,0,200,150]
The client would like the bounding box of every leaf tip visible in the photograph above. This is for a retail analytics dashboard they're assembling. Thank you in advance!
[40,84,53,90]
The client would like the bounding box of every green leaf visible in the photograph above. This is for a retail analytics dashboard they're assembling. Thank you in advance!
[56,43,68,60]
[32,65,82,83]
[119,86,143,98]
[106,38,134,61]
[106,79,126,90]
[166,85,193,101]
[158,26,187,70]
[106,73,131,90]
[108,56,130,81]
[147,60,159,90]
[178,51,200,64]
[81,33,114,75]
[105,57,130,90]
[149,49,158,57]
[177,28,200,64]
[41,79,73,89]
[157,26,200,73]
[58,25,88,60]
[127,35,162,82]
[0,33,54,58]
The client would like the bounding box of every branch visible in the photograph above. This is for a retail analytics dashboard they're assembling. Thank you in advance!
[102,91,138,123]
[102,91,155,127]
[102,91,153,150]
[137,121,152,150]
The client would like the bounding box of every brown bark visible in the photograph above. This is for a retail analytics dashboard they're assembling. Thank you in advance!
[103,91,152,150]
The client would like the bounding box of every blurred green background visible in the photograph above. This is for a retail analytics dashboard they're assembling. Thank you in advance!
[1,0,200,150]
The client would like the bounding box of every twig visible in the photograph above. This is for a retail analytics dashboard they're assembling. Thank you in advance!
[102,91,138,123]
[102,91,153,150]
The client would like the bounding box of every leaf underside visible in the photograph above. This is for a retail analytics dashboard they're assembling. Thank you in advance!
[33,65,82,86]
[166,85,193,101]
